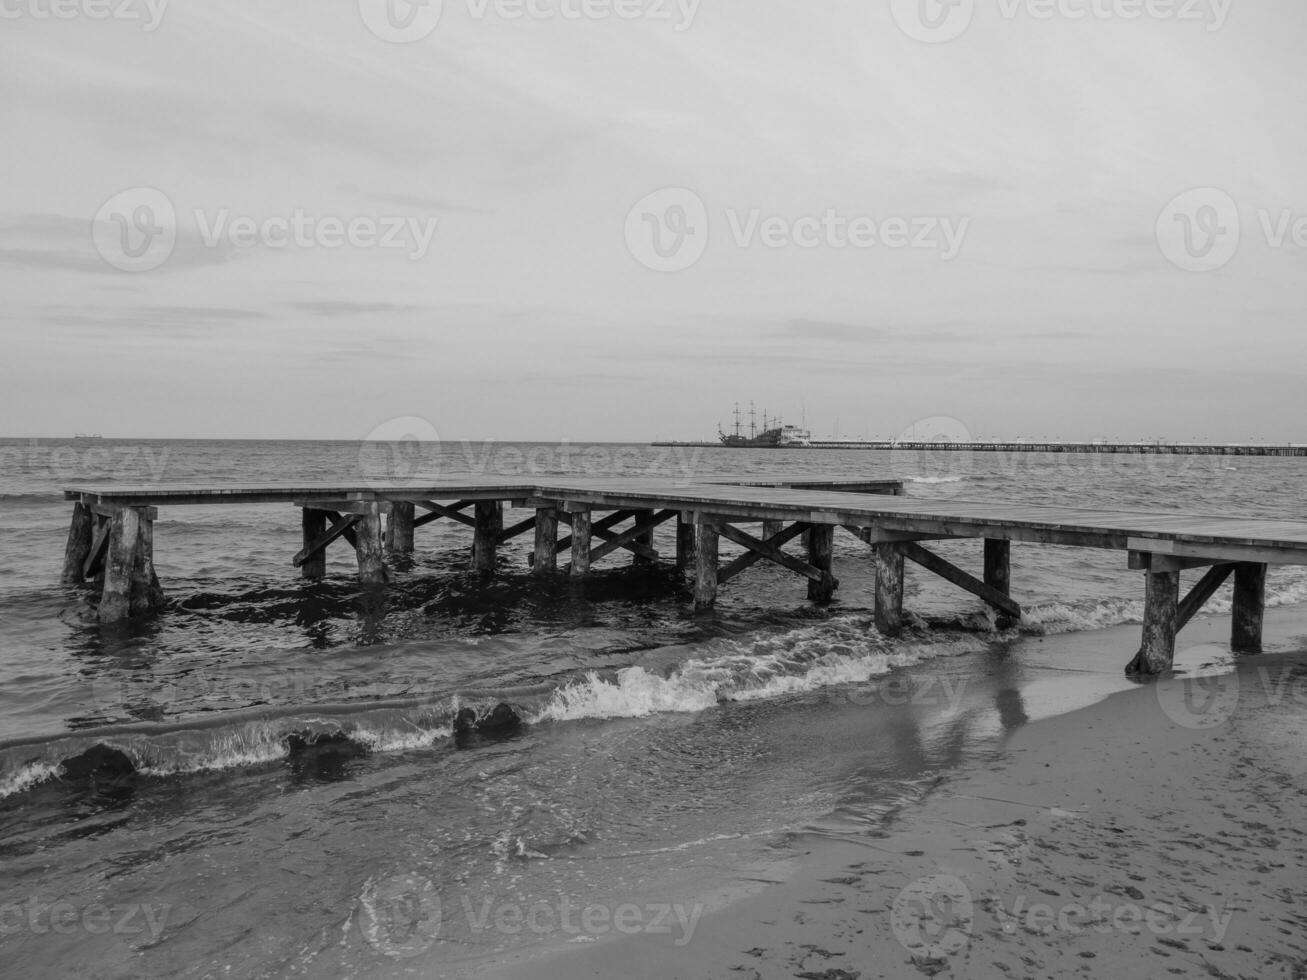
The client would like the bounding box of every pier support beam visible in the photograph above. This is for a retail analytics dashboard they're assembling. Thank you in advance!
[676,513,696,572]
[355,504,388,585]
[1232,562,1267,654]
[386,502,416,558]
[570,508,592,578]
[762,519,784,541]
[806,525,837,604]
[874,542,905,637]
[533,508,559,575]
[473,502,503,573]
[984,539,1011,597]
[97,506,164,622]
[693,518,720,612]
[62,502,95,584]
[301,509,329,580]
[1127,569,1180,675]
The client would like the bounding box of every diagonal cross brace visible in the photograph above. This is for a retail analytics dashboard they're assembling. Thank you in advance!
[717,522,813,585]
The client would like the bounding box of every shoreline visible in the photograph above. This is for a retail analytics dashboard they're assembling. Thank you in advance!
[476,609,1307,980]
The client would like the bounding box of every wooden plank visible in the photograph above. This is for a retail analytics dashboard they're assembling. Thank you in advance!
[899,541,1022,619]
[1232,562,1267,654]
[718,522,809,584]
[415,500,477,530]
[293,513,360,568]
[1176,563,1235,632]
[557,510,638,553]
[1126,537,1304,567]
[496,515,538,545]
[89,502,157,521]
[589,511,675,565]
[718,522,823,584]
[1128,551,1233,572]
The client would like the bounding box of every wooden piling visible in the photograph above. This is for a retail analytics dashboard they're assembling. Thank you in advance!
[1232,562,1267,654]
[355,504,388,585]
[807,525,836,603]
[130,514,165,616]
[984,539,1011,596]
[301,508,328,580]
[61,502,94,584]
[1132,569,1180,675]
[386,502,416,557]
[570,509,592,578]
[762,519,783,541]
[633,508,656,568]
[873,542,905,636]
[676,513,696,571]
[533,508,558,575]
[473,501,503,573]
[693,519,719,612]
[98,507,141,623]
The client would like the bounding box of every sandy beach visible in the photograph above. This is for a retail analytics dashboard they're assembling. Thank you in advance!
[486,613,1307,980]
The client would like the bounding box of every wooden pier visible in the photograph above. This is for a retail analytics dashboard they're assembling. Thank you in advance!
[60,476,1307,675]
[652,440,1307,457]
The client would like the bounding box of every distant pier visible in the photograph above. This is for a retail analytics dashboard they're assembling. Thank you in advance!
[60,475,1307,675]
[651,440,1307,456]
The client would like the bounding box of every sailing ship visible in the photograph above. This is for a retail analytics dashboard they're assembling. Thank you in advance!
[717,403,812,448]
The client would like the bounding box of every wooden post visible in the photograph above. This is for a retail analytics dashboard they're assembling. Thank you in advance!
[873,542,905,636]
[355,503,388,585]
[62,502,94,584]
[676,513,696,571]
[302,508,328,580]
[1232,562,1267,654]
[984,539,1011,596]
[533,508,558,575]
[762,519,783,541]
[1132,569,1180,674]
[694,519,720,612]
[98,507,141,623]
[570,509,592,578]
[473,501,503,573]
[807,524,836,603]
[633,509,656,568]
[386,502,416,557]
[130,513,164,616]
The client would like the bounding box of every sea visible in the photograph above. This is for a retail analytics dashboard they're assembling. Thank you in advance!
[2,437,1306,978]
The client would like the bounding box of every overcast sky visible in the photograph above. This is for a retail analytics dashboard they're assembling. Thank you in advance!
[2,0,1305,442]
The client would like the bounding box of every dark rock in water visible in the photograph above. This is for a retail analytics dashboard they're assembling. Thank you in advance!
[284,730,368,760]
[60,744,136,782]
[452,703,526,744]
[478,703,524,732]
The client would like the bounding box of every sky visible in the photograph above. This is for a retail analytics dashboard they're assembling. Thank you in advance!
[2,0,1306,442]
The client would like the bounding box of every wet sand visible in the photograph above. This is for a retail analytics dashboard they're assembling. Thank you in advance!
[486,612,1307,980]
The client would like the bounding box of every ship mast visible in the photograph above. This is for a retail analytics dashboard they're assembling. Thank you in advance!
[749,402,756,440]
[733,403,742,439]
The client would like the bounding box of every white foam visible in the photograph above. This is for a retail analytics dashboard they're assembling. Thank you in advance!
[0,761,60,797]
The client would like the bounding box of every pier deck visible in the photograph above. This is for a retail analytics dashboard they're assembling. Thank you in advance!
[60,476,1307,674]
